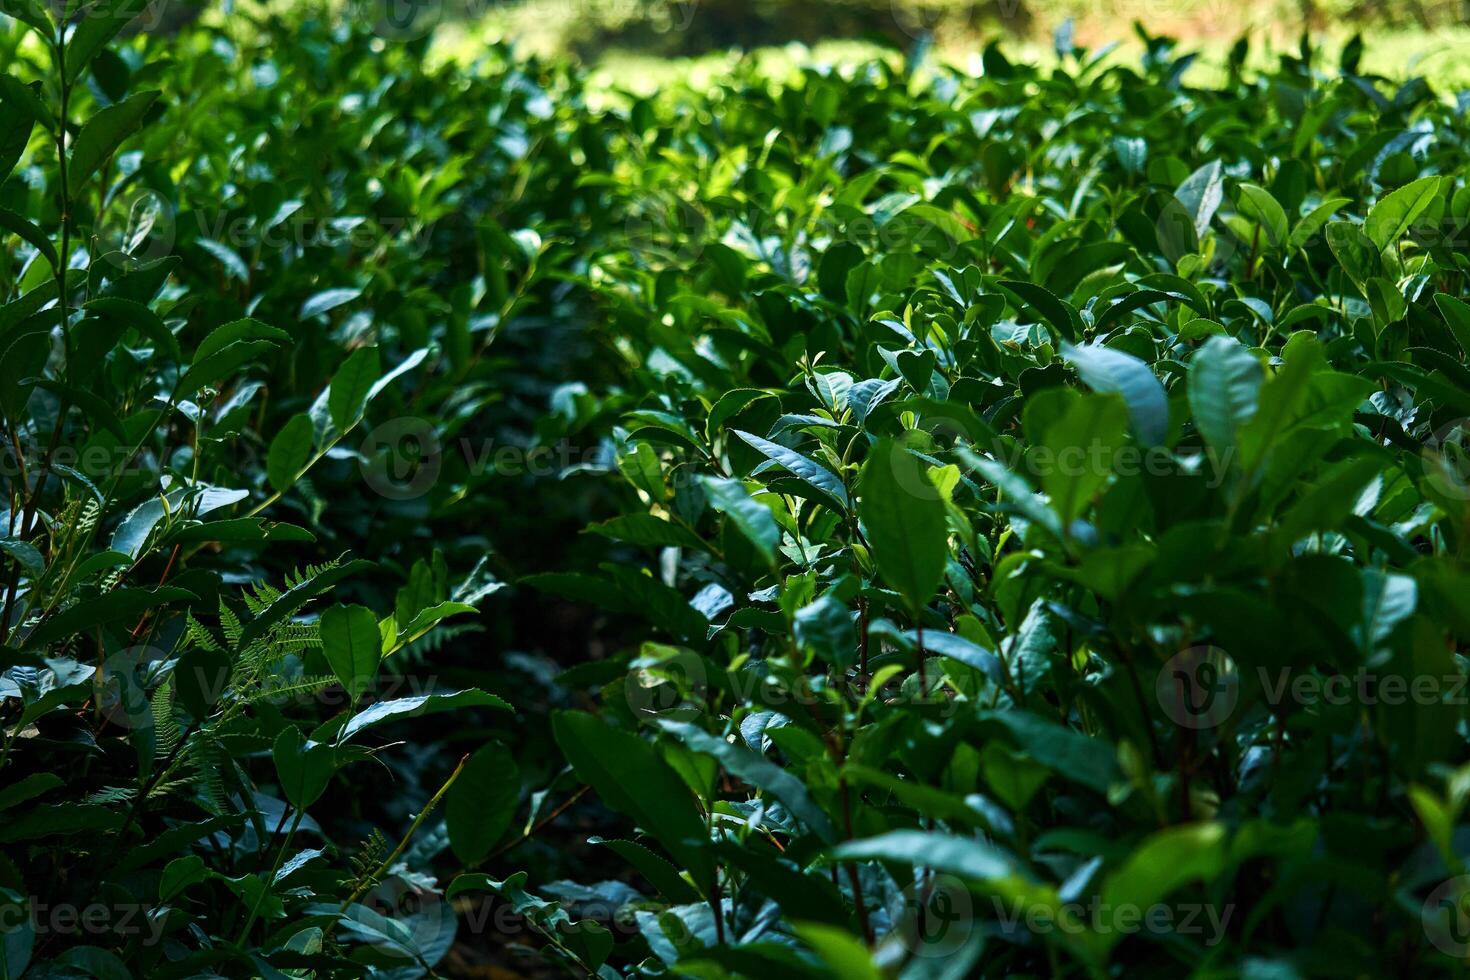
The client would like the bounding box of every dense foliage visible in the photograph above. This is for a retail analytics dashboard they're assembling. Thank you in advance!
[3,3,1470,978]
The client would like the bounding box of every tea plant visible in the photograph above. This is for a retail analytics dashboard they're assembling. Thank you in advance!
[4,3,1470,978]
[509,29,1470,980]
[0,4,531,976]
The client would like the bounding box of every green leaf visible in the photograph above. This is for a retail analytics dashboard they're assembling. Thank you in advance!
[909,629,1005,683]
[1236,182,1288,249]
[979,710,1122,793]
[239,557,375,646]
[603,565,710,643]
[320,604,381,701]
[22,378,127,440]
[166,517,315,546]
[49,947,132,980]
[1435,293,1470,358]
[858,439,948,613]
[195,237,249,282]
[733,430,850,509]
[391,600,478,651]
[589,837,701,903]
[831,830,1014,879]
[659,719,837,843]
[586,513,708,553]
[328,345,381,431]
[159,855,209,902]
[1039,392,1128,523]
[1187,336,1263,457]
[83,296,182,360]
[1061,342,1169,447]
[446,742,520,863]
[177,340,278,394]
[0,75,53,133]
[0,773,62,811]
[0,328,49,422]
[0,0,52,38]
[364,346,430,402]
[957,448,1065,543]
[792,923,883,980]
[1288,196,1350,251]
[1325,219,1377,287]
[0,91,34,185]
[0,538,44,577]
[1174,158,1225,239]
[699,475,779,567]
[1364,175,1442,252]
[905,203,971,242]
[1100,822,1226,913]
[192,317,291,363]
[550,711,713,894]
[706,388,774,437]
[267,413,315,493]
[273,727,341,808]
[980,742,1050,811]
[336,688,511,741]
[171,649,230,721]
[299,287,361,320]
[446,872,613,969]
[998,279,1079,343]
[23,586,196,649]
[794,594,856,668]
[65,0,150,84]
[67,90,159,197]
[0,804,123,842]
[0,207,56,268]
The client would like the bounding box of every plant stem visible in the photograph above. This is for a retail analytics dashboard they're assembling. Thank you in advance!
[234,806,304,947]
[485,784,589,862]
[117,717,200,838]
[839,775,872,943]
[338,753,470,913]
[915,620,928,697]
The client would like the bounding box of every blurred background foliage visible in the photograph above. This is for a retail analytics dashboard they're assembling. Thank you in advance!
[400,0,1470,85]
[135,0,1470,85]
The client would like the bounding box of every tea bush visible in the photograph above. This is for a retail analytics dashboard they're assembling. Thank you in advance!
[2,4,1470,978]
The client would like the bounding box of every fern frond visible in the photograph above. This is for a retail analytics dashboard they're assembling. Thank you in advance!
[219,599,244,648]
[185,611,223,652]
[149,777,201,800]
[282,557,342,591]
[76,498,101,538]
[152,681,182,757]
[249,674,338,704]
[268,622,322,655]
[346,829,390,892]
[193,736,230,813]
[84,786,137,805]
